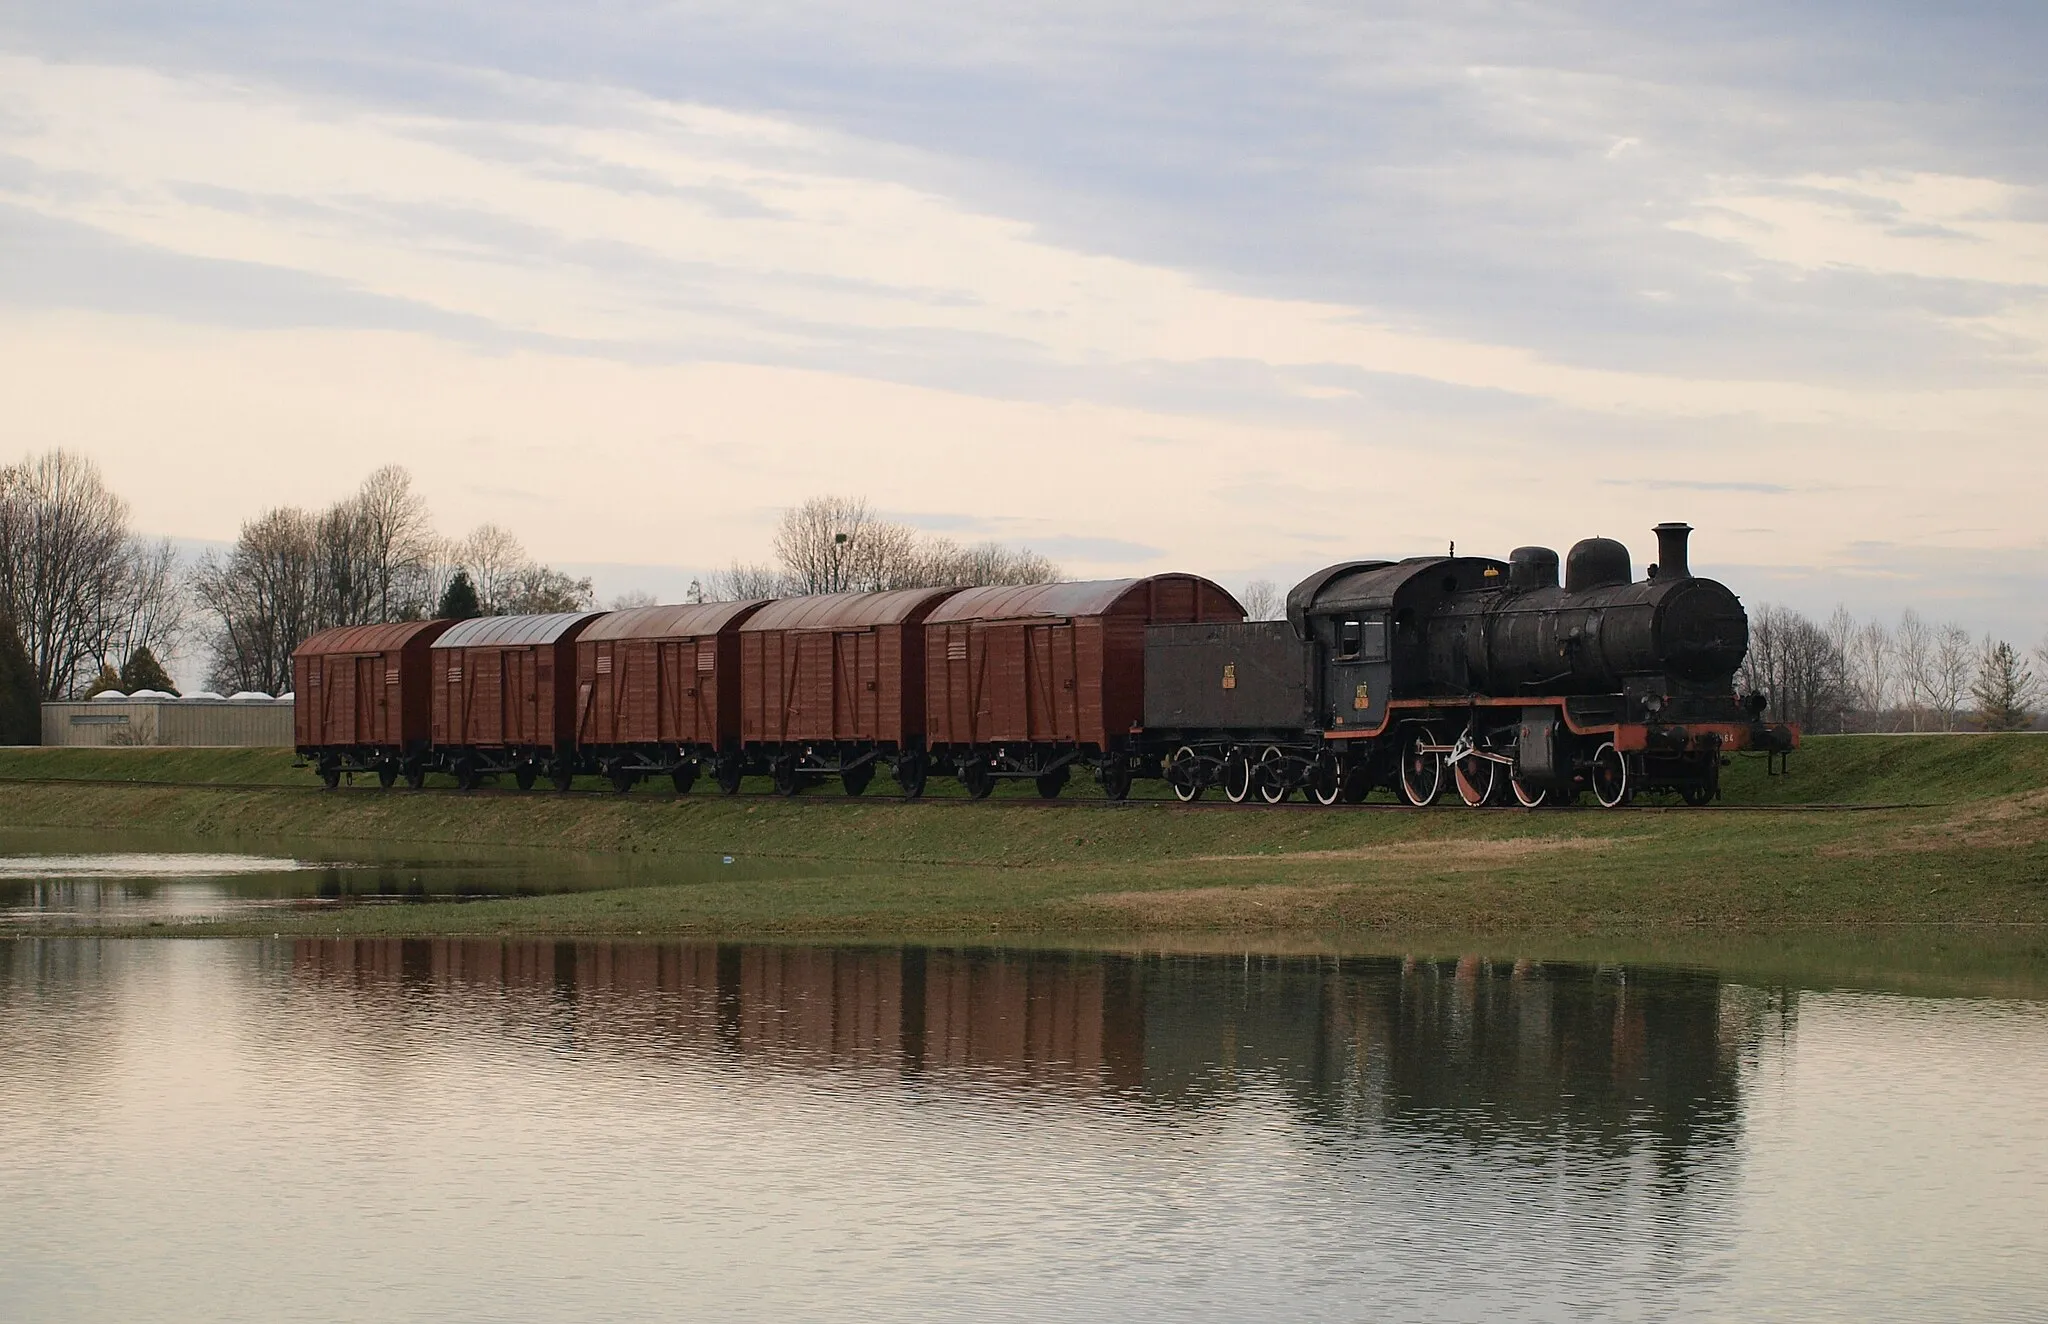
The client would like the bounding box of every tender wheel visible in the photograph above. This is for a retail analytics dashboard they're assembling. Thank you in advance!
[842,762,874,797]
[1399,728,1444,807]
[960,760,996,800]
[1309,755,1342,807]
[716,756,744,796]
[1168,746,1202,803]
[671,765,698,795]
[1098,761,1132,802]
[1035,766,1070,800]
[1454,755,1500,808]
[1510,777,1548,808]
[514,765,537,792]
[895,752,928,800]
[771,757,802,797]
[1591,742,1631,808]
[1222,750,1253,804]
[1257,745,1291,804]
[376,764,398,789]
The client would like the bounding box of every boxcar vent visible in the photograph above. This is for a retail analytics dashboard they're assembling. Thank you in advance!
[697,642,717,673]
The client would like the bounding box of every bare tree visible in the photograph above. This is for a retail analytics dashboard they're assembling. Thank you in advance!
[706,561,787,600]
[1852,619,1894,731]
[353,465,436,620]
[0,449,177,698]
[1931,622,1975,730]
[455,524,528,615]
[1239,579,1282,622]
[499,564,594,615]
[773,496,880,594]
[191,507,321,693]
[610,589,659,610]
[1738,603,1849,731]
[1895,609,1933,731]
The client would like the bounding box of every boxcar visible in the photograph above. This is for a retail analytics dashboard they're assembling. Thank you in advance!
[573,599,770,793]
[738,587,963,796]
[430,612,603,789]
[293,619,455,787]
[925,575,1243,798]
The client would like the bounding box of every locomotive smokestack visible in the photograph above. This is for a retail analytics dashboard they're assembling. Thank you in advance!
[1653,522,1693,580]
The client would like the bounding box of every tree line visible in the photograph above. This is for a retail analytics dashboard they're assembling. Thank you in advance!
[702,495,1060,598]
[1738,603,2044,732]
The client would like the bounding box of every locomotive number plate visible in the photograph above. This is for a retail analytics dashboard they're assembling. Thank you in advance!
[1353,683,1370,710]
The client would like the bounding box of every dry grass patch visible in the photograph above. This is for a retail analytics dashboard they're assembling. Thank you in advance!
[1194,833,1622,866]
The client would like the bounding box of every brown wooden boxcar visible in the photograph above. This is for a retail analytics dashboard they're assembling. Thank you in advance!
[572,599,770,792]
[738,587,963,796]
[292,619,455,786]
[430,611,603,789]
[924,576,1243,798]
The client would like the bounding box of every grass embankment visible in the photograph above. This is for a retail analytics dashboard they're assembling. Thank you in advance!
[2,736,2045,939]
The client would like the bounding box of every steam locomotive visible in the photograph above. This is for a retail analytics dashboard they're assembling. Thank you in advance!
[295,522,1794,807]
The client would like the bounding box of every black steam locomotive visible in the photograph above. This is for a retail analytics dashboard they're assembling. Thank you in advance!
[1142,523,1793,808]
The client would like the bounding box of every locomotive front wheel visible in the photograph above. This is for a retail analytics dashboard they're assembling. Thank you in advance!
[1222,751,1254,804]
[1399,730,1444,808]
[1510,777,1548,809]
[1257,745,1291,804]
[1454,757,1500,808]
[1168,746,1202,803]
[1591,742,1631,809]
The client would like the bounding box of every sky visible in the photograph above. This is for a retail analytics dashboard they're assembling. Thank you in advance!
[3,0,2045,641]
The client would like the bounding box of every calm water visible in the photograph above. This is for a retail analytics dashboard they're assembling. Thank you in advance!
[2,936,2044,1322]
[0,830,815,925]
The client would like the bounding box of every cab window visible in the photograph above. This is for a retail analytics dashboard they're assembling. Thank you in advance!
[1336,619,1363,660]
[1359,616,1388,662]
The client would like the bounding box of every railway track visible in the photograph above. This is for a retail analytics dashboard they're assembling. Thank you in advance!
[0,775,1928,813]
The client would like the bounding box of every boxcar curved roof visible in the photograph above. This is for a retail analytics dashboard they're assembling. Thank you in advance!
[580,599,769,642]
[741,587,962,632]
[294,619,455,658]
[926,576,1240,624]
[431,611,602,649]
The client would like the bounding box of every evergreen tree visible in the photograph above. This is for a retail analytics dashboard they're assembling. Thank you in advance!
[81,662,123,698]
[119,646,178,695]
[437,570,482,620]
[1971,639,2039,730]
[0,613,37,745]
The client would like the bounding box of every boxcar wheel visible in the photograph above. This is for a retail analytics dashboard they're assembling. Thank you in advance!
[454,758,481,792]
[514,765,537,792]
[842,763,873,797]
[551,763,575,793]
[895,753,927,800]
[672,765,698,795]
[375,764,398,789]
[716,757,744,796]
[1098,761,1133,802]
[1035,766,1070,800]
[960,760,996,800]
[403,763,427,790]
[319,763,341,790]
[609,764,636,795]
[771,758,802,797]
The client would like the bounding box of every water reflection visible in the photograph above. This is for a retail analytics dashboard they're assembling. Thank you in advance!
[4,938,2041,1322]
[287,939,1760,1169]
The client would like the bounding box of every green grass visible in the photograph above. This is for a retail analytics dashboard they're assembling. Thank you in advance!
[3,734,2045,940]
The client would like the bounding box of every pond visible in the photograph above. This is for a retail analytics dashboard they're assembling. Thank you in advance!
[2,933,2043,1321]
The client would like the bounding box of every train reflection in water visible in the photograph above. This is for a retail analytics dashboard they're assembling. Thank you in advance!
[287,940,1773,1169]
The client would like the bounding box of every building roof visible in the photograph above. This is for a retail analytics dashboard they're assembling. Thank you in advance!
[740,587,963,632]
[431,612,603,649]
[580,599,770,642]
[294,620,455,658]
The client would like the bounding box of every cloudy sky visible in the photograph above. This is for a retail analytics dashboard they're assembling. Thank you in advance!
[4,1,2045,636]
